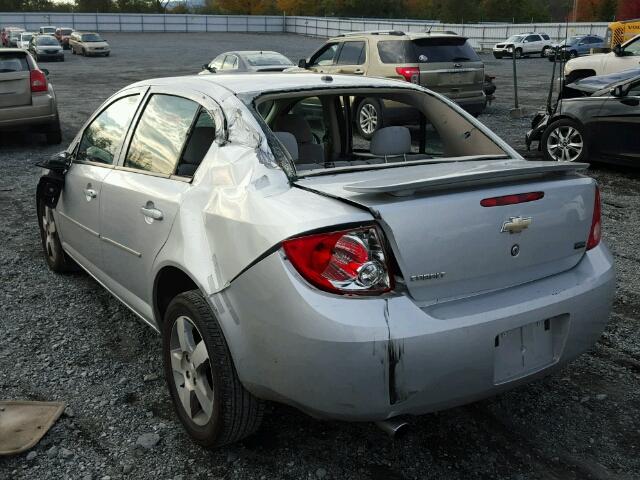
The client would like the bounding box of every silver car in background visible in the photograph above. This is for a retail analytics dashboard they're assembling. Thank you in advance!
[200,50,293,74]
[37,73,614,448]
[0,48,61,143]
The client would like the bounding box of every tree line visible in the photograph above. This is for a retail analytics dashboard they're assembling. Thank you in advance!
[0,0,636,22]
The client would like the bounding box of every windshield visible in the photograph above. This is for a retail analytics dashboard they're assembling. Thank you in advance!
[246,52,292,66]
[253,89,505,177]
[411,37,480,62]
[41,27,55,33]
[81,33,103,42]
[20,34,32,41]
[506,35,524,43]
[37,36,59,46]
[9,31,22,39]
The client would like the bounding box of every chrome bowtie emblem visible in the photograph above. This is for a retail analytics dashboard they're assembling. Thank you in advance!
[501,216,532,234]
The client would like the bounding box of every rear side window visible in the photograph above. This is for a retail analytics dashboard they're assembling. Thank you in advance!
[176,109,215,177]
[377,40,411,63]
[337,41,366,65]
[411,37,480,63]
[0,53,28,72]
[542,34,550,40]
[125,94,199,175]
[77,95,140,165]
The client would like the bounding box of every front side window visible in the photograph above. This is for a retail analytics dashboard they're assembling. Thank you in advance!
[336,41,366,65]
[624,37,640,56]
[222,55,238,70]
[125,94,199,175]
[77,95,139,165]
[210,54,224,70]
[310,43,339,66]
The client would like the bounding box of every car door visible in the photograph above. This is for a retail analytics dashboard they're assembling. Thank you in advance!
[604,36,640,74]
[523,35,539,54]
[55,91,143,272]
[306,42,340,73]
[590,79,640,162]
[99,89,217,317]
[331,40,367,75]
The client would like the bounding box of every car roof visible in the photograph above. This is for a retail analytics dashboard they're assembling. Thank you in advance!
[132,72,418,96]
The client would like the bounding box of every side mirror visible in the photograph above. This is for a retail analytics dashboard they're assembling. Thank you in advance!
[613,44,623,56]
[203,64,216,73]
[298,58,308,69]
[41,68,49,76]
[610,85,627,97]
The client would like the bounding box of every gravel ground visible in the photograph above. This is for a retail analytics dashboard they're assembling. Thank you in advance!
[1,33,639,480]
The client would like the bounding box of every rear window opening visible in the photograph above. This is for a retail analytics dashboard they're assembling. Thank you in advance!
[253,88,507,176]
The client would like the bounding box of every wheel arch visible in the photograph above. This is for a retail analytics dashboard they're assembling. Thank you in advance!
[154,264,204,327]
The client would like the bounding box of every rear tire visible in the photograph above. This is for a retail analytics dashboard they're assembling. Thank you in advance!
[162,290,264,449]
[355,98,383,140]
[542,118,588,163]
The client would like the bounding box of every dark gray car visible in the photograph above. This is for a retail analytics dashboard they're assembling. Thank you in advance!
[200,50,293,74]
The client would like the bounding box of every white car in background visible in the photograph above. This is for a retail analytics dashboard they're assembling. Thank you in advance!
[17,32,34,50]
[493,32,552,59]
[564,34,640,83]
[39,26,56,35]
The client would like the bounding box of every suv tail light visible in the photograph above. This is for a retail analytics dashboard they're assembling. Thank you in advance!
[283,226,393,295]
[30,69,47,93]
[586,186,601,251]
[395,66,420,84]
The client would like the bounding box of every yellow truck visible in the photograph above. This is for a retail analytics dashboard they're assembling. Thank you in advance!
[605,19,640,48]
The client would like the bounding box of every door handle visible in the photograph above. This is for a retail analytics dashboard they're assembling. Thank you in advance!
[140,206,163,221]
[83,188,97,200]
[354,69,364,75]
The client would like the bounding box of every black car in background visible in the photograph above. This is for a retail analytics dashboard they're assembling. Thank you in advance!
[526,69,640,166]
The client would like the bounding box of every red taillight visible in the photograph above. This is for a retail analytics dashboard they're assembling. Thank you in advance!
[30,69,47,93]
[480,192,544,207]
[587,186,601,251]
[395,66,420,84]
[282,226,393,295]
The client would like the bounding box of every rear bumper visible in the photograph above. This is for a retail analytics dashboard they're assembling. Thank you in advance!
[85,49,110,56]
[215,244,615,421]
[454,94,487,114]
[0,92,57,130]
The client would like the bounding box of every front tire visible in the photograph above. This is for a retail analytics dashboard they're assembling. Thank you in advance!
[355,98,383,140]
[162,291,264,449]
[515,48,523,59]
[542,46,551,57]
[569,50,578,59]
[37,198,75,272]
[542,118,588,162]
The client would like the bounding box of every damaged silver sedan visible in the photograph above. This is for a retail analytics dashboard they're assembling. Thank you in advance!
[36,73,615,448]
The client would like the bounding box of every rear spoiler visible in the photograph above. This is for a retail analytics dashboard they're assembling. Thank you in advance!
[343,160,589,196]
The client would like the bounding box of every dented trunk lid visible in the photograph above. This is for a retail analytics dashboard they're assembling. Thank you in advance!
[295,159,595,304]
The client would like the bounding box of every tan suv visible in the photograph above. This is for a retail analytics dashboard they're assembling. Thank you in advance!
[297,31,486,138]
[0,48,61,143]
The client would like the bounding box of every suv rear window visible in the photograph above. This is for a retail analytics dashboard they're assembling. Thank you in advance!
[0,52,29,72]
[378,38,479,63]
[411,37,480,63]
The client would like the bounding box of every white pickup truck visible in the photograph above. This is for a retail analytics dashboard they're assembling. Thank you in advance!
[565,34,640,83]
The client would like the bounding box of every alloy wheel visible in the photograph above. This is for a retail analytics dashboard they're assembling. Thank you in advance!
[359,103,378,135]
[546,125,584,162]
[41,206,58,261]
[169,315,214,426]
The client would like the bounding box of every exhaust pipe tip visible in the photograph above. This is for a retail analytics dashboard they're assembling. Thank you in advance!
[375,419,410,439]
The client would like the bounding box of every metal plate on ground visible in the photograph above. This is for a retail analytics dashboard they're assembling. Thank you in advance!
[0,400,66,455]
